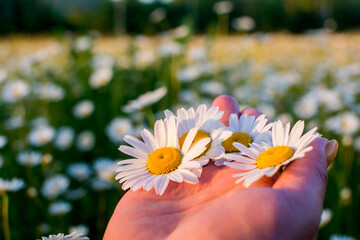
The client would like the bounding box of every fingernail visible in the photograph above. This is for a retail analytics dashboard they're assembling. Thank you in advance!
[325,139,338,167]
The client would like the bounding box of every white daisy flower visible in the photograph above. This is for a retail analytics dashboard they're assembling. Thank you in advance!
[216,113,272,166]
[49,201,72,216]
[36,83,65,102]
[224,120,320,187]
[116,116,211,195]
[28,125,55,147]
[76,131,95,151]
[17,151,42,167]
[89,67,113,89]
[67,163,91,181]
[41,175,70,199]
[73,100,95,119]
[93,158,117,182]
[2,79,30,103]
[165,104,232,166]
[105,117,134,143]
[0,178,25,192]
[69,225,89,236]
[42,232,89,240]
[319,208,332,228]
[122,86,167,113]
[55,127,75,150]
[0,135,7,148]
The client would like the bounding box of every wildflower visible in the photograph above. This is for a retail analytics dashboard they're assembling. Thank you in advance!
[319,208,332,228]
[69,225,89,236]
[36,83,65,102]
[73,100,95,119]
[74,36,92,52]
[89,67,113,89]
[199,80,226,96]
[325,112,360,136]
[0,135,7,148]
[165,104,232,166]
[94,158,117,182]
[67,163,91,181]
[116,116,210,195]
[76,131,95,151]
[232,16,256,31]
[2,79,30,103]
[218,114,271,166]
[0,178,25,192]
[48,201,72,216]
[41,175,70,199]
[41,232,89,240]
[213,1,233,15]
[224,120,319,187]
[106,117,134,143]
[122,86,167,113]
[17,151,42,167]
[28,125,55,147]
[55,127,75,150]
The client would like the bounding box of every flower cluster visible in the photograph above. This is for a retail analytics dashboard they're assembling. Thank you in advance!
[116,104,320,195]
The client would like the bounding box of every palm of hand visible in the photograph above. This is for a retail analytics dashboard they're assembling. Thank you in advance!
[104,96,331,240]
[104,152,326,240]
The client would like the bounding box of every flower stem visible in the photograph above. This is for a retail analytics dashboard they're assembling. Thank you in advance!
[1,192,11,240]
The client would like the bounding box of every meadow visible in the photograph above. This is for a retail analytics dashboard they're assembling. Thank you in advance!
[0,30,359,239]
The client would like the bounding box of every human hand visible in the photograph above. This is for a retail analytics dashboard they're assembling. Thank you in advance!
[103,95,338,240]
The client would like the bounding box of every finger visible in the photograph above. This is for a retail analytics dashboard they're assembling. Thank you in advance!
[273,137,338,219]
[212,95,240,126]
[240,107,263,118]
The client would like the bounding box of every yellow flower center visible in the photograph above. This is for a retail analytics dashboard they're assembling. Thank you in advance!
[179,129,211,158]
[147,147,182,175]
[222,132,252,153]
[256,146,294,169]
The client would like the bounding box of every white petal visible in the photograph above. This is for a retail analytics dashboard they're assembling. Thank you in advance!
[166,116,178,148]
[232,142,258,159]
[181,127,199,153]
[229,113,239,132]
[123,135,151,155]
[154,120,166,148]
[180,160,201,169]
[178,169,199,184]
[223,161,256,170]
[206,147,225,160]
[168,171,184,182]
[182,138,211,162]
[141,129,158,151]
[224,153,256,164]
[288,120,304,146]
[119,145,148,159]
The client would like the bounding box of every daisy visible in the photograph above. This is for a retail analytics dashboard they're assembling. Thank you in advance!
[0,178,25,192]
[89,67,113,89]
[41,175,70,199]
[49,201,72,216]
[93,158,117,182]
[215,113,272,166]
[116,116,211,195]
[73,100,95,119]
[224,120,320,187]
[105,117,134,143]
[42,232,89,240]
[2,79,30,103]
[28,125,55,147]
[122,86,167,113]
[165,104,232,166]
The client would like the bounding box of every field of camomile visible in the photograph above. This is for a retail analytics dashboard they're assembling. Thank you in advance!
[1,30,360,240]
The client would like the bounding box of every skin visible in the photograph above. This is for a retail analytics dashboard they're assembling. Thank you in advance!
[104,95,337,240]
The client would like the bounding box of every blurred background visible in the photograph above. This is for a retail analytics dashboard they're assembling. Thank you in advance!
[0,0,360,239]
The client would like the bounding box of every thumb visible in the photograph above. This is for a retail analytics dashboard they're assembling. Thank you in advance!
[212,95,240,126]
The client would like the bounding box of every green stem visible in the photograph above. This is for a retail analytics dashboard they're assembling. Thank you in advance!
[1,192,10,240]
